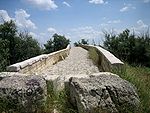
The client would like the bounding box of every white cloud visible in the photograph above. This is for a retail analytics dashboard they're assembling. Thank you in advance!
[89,0,105,4]
[136,20,148,29]
[131,20,149,33]
[29,32,37,38]
[29,32,47,44]
[63,1,71,7]
[107,20,121,24]
[100,19,121,28]
[0,9,36,30]
[120,6,128,12]
[120,4,136,12]
[0,10,11,22]
[47,27,57,34]
[26,0,58,10]
[100,23,108,27]
[15,9,37,29]
[143,0,150,3]
[71,26,102,39]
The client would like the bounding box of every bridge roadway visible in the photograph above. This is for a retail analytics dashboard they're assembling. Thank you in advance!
[41,47,100,78]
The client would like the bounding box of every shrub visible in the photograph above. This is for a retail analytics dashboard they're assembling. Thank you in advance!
[0,20,42,71]
[44,33,70,54]
[103,29,150,67]
[74,39,89,46]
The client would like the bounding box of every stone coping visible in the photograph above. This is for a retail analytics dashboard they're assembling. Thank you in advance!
[7,44,71,72]
[80,45,123,64]
[79,44,124,71]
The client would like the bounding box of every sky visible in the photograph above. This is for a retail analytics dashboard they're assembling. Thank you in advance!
[0,0,150,45]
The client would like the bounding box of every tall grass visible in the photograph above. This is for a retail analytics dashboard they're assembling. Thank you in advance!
[88,48,150,113]
[44,81,77,113]
[114,64,150,113]
[88,48,102,71]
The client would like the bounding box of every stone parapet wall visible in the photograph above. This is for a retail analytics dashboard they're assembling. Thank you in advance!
[7,45,71,74]
[79,45,124,72]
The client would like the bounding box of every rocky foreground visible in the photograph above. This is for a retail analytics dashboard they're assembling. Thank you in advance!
[0,47,140,113]
[69,72,140,113]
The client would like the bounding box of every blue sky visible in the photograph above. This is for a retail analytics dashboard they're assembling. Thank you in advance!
[0,0,150,45]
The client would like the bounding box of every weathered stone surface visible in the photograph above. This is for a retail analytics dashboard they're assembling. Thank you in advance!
[69,72,140,113]
[7,45,70,74]
[43,47,99,76]
[41,47,99,92]
[0,74,47,113]
[79,45,124,72]
[0,72,29,80]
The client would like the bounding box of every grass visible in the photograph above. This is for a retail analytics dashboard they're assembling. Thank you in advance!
[88,48,99,65]
[88,48,102,70]
[113,64,150,113]
[43,81,77,113]
[88,48,150,113]
[0,81,77,113]
[45,65,150,113]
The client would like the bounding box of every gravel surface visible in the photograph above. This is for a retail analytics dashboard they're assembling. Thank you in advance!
[42,47,99,76]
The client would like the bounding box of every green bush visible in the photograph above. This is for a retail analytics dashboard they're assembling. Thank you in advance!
[104,29,150,67]
[112,64,150,113]
[88,44,150,113]
[74,39,89,46]
[0,20,42,71]
[44,33,70,54]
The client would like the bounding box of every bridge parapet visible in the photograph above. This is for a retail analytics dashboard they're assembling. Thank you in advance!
[7,45,71,74]
[79,45,124,72]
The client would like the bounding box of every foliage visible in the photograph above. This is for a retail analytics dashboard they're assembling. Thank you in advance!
[0,39,9,71]
[88,42,150,113]
[0,20,42,71]
[44,81,77,113]
[88,47,150,113]
[104,29,150,67]
[74,39,89,46]
[44,33,70,53]
[0,20,17,65]
[112,64,150,113]
[88,47,101,70]
[15,32,42,62]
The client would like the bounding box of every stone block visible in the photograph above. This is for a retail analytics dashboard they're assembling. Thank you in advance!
[0,74,47,113]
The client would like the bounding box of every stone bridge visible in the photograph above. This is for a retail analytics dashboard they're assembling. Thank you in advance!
[0,45,140,113]
[7,44,124,74]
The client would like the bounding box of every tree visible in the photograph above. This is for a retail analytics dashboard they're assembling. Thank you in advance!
[44,33,70,53]
[14,32,42,62]
[0,20,42,71]
[74,39,89,46]
[0,20,17,64]
[44,39,54,53]
[0,39,9,71]
[103,29,150,67]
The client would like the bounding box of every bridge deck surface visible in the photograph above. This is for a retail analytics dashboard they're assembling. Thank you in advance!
[41,47,99,77]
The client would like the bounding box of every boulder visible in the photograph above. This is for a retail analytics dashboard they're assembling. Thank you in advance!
[69,72,140,113]
[0,74,47,113]
[42,73,89,92]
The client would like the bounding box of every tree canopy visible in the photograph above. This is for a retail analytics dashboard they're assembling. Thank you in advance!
[0,20,42,71]
[74,39,89,46]
[104,29,150,67]
[44,33,70,53]
[0,20,71,71]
